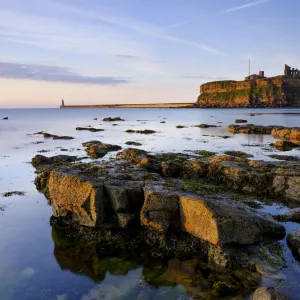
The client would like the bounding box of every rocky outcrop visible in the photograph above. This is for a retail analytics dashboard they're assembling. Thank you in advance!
[102,117,125,122]
[82,141,122,159]
[272,127,300,141]
[197,76,300,108]
[76,127,104,132]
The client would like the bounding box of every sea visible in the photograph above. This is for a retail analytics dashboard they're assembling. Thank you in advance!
[0,108,299,300]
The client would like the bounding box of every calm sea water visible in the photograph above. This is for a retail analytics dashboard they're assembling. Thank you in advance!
[0,108,299,300]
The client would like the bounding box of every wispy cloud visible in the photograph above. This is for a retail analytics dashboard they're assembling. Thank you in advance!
[168,0,270,28]
[222,0,270,14]
[184,75,229,80]
[0,61,129,85]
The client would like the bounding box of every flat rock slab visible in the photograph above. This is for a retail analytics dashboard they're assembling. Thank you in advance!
[179,193,286,246]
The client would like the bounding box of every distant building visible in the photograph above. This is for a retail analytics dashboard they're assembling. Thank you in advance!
[245,70,265,80]
[61,99,65,107]
[284,64,300,77]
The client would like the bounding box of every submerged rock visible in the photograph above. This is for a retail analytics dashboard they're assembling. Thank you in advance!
[125,129,156,134]
[228,124,281,135]
[2,117,8,120]
[102,117,125,122]
[252,287,290,300]
[125,141,142,146]
[31,154,78,168]
[34,132,74,140]
[197,124,218,128]
[272,140,299,151]
[235,119,248,123]
[76,127,104,132]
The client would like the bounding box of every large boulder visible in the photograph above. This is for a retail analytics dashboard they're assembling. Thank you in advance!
[141,185,179,233]
[179,193,286,246]
[48,167,105,227]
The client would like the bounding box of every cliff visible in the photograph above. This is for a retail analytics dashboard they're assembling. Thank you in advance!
[197,76,300,108]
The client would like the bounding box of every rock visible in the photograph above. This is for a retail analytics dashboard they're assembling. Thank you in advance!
[218,135,231,139]
[116,148,155,165]
[141,185,179,233]
[272,172,300,201]
[176,125,186,129]
[250,114,255,116]
[224,150,253,158]
[287,229,300,255]
[102,117,125,122]
[125,141,142,146]
[37,132,74,140]
[228,124,281,135]
[85,147,107,159]
[93,118,97,120]
[272,127,300,141]
[125,129,156,134]
[269,154,300,162]
[235,119,248,123]
[160,121,166,124]
[104,179,144,214]
[197,124,218,128]
[48,167,105,227]
[82,140,103,147]
[161,161,181,177]
[76,127,104,132]
[179,193,286,246]
[272,140,299,151]
[252,287,290,300]
[2,117,8,120]
[182,160,208,179]
[32,154,78,168]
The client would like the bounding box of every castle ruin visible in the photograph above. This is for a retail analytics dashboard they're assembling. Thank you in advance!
[284,64,300,77]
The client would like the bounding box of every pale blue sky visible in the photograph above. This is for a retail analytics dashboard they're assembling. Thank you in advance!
[0,0,298,107]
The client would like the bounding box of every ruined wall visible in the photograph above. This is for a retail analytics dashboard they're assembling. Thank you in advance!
[197,76,300,108]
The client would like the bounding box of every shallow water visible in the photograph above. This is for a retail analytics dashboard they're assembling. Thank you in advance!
[0,108,299,300]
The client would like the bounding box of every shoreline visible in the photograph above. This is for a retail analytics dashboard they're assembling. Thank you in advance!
[60,103,196,109]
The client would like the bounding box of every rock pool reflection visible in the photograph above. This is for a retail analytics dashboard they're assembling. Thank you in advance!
[51,225,262,300]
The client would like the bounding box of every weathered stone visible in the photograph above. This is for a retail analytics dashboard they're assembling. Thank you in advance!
[48,167,105,227]
[287,229,300,255]
[2,117,8,120]
[85,147,107,159]
[179,193,286,246]
[104,180,144,213]
[82,140,103,147]
[272,127,300,141]
[161,161,181,177]
[125,141,142,146]
[252,287,290,300]
[182,160,208,179]
[141,185,179,233]
[32,154,78,168]
[235,119,248,123]
[272,174,300,202]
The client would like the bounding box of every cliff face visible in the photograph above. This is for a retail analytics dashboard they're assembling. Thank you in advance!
[197,76,300,108]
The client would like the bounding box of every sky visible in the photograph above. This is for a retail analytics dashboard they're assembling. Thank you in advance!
[0,0,299,108]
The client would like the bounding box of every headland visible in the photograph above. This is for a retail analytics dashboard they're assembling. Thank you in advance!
[197,64,300,108]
